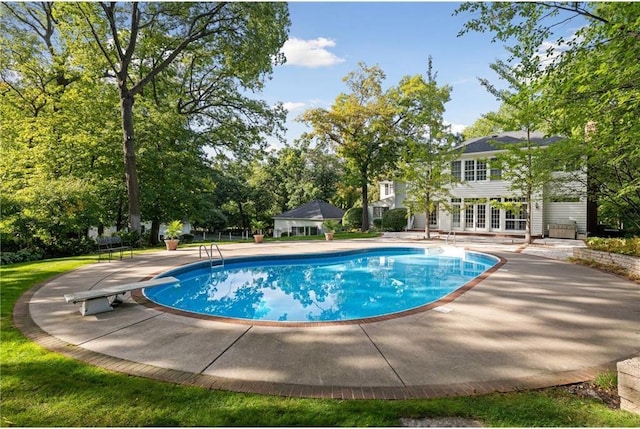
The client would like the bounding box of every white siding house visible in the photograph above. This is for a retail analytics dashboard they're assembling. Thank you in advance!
[273,200,345,238]
[369,131,588,238]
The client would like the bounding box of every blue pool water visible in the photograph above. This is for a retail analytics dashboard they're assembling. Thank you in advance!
[144,247,498,323]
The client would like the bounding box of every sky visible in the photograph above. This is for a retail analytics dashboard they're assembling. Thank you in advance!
[259,1,510,149]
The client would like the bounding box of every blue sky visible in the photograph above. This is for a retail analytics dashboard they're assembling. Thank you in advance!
[260,2,509,149]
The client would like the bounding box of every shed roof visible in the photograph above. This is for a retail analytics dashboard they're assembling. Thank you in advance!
[273,200,345,220]
[457,131,565,154]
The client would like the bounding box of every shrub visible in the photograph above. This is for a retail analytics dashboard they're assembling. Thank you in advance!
[342,207,363,231]
[48,236,96,258]
[115,230,140,247]
[0,233,21,253]
[586,237,640,257]
[372,218,383,230]
[140,230,154,247]
[322,219,340,232]
[382,208,408,232]
[0,248,45,265]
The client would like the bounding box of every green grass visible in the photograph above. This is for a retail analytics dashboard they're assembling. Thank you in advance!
[2,255,640,427]
[594,370,618,391]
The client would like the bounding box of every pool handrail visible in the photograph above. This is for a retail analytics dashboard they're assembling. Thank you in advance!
[199,243,224,269]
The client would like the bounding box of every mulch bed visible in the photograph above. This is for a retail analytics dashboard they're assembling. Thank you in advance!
[558,380,620,409]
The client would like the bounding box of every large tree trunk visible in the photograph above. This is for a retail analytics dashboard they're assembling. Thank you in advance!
[424,216,431,239]
[424,195,431,239]
[360,176,369,232]
[150,219,160,245]
[525,198,532,244]
[120,92,142,234]
[237,201,247,231]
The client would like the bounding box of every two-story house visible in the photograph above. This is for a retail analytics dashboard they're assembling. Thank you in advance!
[369,131,588,238]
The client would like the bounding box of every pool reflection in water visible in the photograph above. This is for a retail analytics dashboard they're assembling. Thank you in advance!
[144,247,498,323]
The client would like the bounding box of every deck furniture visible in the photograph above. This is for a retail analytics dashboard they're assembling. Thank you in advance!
[96,236,133,262]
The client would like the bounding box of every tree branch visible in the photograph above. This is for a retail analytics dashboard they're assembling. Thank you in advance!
[76,3,119,75]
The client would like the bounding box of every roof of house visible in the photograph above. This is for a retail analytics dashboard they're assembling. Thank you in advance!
[457,131,565,154]
[273,200,345,220]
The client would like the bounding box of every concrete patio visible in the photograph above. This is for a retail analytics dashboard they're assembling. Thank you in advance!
[15,236,640,399]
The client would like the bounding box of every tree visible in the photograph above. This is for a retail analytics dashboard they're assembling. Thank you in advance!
[462,104,517,139]
[1,2,290,252]
[135,95,212,245]
[394,57,458,238]
[457,2,561,244]
[0,3,123,250]
[211,158,271,232]
[305,144,345,206]
[482,59,556,244]
[456,2,640,232]
[70,2,290,233]
[300,63,401,231]
[255,139,346,216]
[258,144,315,214]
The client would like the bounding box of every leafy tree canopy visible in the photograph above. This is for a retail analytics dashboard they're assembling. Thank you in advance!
[300,62,403,231]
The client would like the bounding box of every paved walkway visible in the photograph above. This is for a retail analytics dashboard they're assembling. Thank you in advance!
[15,236,639,400]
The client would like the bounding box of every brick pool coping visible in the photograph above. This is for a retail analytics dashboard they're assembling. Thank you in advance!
[130,252,507,328]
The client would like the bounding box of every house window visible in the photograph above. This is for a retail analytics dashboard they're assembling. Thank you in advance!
[382,183,392,197]
[373,206,388,218]
[428,204,438,227]
[465,160,475,181]
[465,205,474,228]
[476,202,486,229]
[490,198,501,229]
[291,226,319,236]
[451,198,461,227]
[451,161,461,181]
[505,198,527,231]
[476,160,487,181]
[490,158,502,180]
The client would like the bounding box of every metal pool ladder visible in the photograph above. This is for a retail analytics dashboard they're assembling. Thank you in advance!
[199,243,224,270]
[446,230,456,245]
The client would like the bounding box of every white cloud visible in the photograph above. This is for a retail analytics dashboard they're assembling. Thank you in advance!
[281,37,346,68]
[534,31,583,70]
[445,121,467,135]
[282,101,306,113]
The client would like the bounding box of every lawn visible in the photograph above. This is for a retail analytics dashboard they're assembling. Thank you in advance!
[2,251,639,427]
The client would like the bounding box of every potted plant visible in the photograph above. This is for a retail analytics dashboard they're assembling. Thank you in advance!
[163,220,183,251]
[251,219,267,244]
[323,219,340,241]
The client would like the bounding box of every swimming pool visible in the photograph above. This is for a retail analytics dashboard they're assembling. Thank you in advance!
[144,247,499,323]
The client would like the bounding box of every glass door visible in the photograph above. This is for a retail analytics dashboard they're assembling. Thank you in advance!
[464,200,486,231]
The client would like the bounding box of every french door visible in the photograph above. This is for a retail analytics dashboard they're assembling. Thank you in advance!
[464,200,486,231]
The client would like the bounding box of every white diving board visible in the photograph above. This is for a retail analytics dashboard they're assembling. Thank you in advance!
[64,276,178,316]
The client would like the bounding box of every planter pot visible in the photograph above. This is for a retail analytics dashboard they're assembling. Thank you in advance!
[324,232,334,241]
[253,234,264,244]
[164,239,180,251]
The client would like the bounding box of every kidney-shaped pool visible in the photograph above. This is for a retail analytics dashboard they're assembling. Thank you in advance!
[143,247,499,323]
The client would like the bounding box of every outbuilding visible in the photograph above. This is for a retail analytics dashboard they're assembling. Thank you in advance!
[273,200,345,238]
